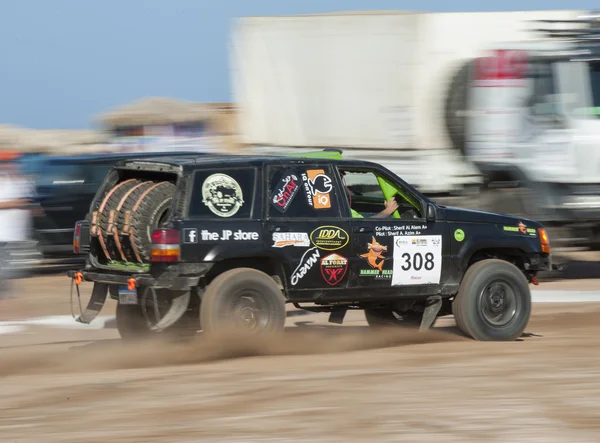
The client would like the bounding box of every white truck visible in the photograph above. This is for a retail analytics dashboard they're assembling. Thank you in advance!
[229,9,600,248]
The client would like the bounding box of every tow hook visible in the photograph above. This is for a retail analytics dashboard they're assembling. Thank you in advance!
[530,276,539,286]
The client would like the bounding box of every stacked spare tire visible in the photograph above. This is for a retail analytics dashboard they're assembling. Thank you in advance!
[92,179,177,264]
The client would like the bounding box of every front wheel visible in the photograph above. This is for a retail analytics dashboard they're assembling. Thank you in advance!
[453,259,531,341]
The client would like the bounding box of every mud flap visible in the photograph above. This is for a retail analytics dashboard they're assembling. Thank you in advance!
[145,288,191,332]
[73,282,109,324]
[419,295,442,332]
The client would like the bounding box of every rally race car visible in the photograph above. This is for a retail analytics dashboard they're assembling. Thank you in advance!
[67,149,551,341]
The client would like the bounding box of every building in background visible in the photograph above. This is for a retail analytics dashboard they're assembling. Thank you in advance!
[96,97,240,154]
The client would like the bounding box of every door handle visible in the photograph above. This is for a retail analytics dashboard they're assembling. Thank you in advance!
[268,226,289,233]
[353,226,373,233]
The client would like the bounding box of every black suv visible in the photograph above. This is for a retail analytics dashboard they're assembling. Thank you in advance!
[68,150,551,341]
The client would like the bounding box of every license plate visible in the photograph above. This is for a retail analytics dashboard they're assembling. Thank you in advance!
[118,286,138,305]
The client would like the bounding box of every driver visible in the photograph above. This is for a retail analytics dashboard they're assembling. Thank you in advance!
[339,171,398,218]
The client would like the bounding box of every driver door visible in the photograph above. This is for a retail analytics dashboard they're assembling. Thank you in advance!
[337,166,450,293]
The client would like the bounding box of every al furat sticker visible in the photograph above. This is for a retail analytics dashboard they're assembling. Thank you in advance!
[201,173,244,217]
[310,226,349,251]
[320,253,348,286]
[454,229,465,242]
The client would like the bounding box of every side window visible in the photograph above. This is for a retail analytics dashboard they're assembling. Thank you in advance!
[339,168,423,218]
[527,61,561,120]
[267,165,341,218]
[188,168,256,218]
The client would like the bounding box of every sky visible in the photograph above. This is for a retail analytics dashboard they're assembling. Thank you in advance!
[1,0,599,129]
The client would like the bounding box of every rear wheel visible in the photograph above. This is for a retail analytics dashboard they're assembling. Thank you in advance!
[200,268,286,337]
[453,259,531,341]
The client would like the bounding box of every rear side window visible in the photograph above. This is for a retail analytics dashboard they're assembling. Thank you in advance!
[267,165,341,218]
[188,167,256,218]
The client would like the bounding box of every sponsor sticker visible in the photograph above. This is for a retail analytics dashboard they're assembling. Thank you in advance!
[198,229,260,241]
[272,232,310,248]
[310,226,349,251]
[454,229,465,242]
[320,253,348,286]
[302,169,333,209]
[392,235,442,286]
[359,236,392,279]
[271,170,300,213]
[201,173,244,217]
[183,228,198,244]
[290,246,320,286]
[503,221,537,237]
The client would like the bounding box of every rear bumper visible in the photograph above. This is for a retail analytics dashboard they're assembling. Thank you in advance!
[66,269,200,291]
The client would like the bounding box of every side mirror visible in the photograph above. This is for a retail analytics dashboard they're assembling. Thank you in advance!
[426,203,437,222]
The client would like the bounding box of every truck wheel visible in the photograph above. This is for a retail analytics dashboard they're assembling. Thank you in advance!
[200,268,286,337]
[96,179,143,261]
[453,259,531,341]
[364,308,423,329]
[127,182,176,263]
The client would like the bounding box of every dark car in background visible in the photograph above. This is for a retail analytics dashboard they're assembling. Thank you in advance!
[19,151,206,259]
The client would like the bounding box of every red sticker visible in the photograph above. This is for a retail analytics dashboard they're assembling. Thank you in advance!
[320,253,348,286]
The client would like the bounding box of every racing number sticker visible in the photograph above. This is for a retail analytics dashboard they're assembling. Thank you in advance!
[302,169,332,209]
[391,235,442,286]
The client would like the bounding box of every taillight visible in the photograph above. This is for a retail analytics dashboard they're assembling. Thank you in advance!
[538,228,550,254]
[73,221,81,254]
[150,228,180,262]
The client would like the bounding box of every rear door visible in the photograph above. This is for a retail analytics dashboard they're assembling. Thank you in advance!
[264,162,351,291]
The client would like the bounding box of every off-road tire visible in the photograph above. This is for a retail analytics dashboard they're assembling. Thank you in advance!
[453,259,531,341]
[364,308,423,329]
[96,179,144,261]
[200,268,286,337]
[126,181,176,263]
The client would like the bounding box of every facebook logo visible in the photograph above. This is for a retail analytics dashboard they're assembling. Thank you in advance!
[183,228,198,244]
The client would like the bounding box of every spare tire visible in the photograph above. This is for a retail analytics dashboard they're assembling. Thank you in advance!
[96,179,144,261]
[126,181,176,263]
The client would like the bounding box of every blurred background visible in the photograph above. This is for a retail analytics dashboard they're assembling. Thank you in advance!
[3,2,600,275]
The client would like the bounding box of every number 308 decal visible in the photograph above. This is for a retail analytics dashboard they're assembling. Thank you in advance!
[400,252,435,272]
[392,235,442,286]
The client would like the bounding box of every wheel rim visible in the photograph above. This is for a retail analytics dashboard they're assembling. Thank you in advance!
[478,279,518,327]
[227,289,270,332]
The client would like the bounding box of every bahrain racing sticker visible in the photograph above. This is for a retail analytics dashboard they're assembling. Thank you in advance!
[271,170,300,213]
[359,236,392,280]
[272,232,310,248]
[320,253,348,286]
[290,246,320,286]
[392,235,442,286]
[302,169,333,209]
[201,173,244,217]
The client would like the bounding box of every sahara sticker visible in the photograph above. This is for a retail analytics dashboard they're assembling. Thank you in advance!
[302,169,333,209]
[271,170,300,213]
[290,246,320,286]
[272,232,310,248]
[310,226,349,251]
[201,173,244,217]
[359,237,392,279]
[320,253,348,286]
[391,235,442,286]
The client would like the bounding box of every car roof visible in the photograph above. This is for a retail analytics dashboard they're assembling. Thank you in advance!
[36,151,208,164]
[115,151,379,170]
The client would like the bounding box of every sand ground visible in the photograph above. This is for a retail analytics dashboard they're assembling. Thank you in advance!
[1,261,600,442]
